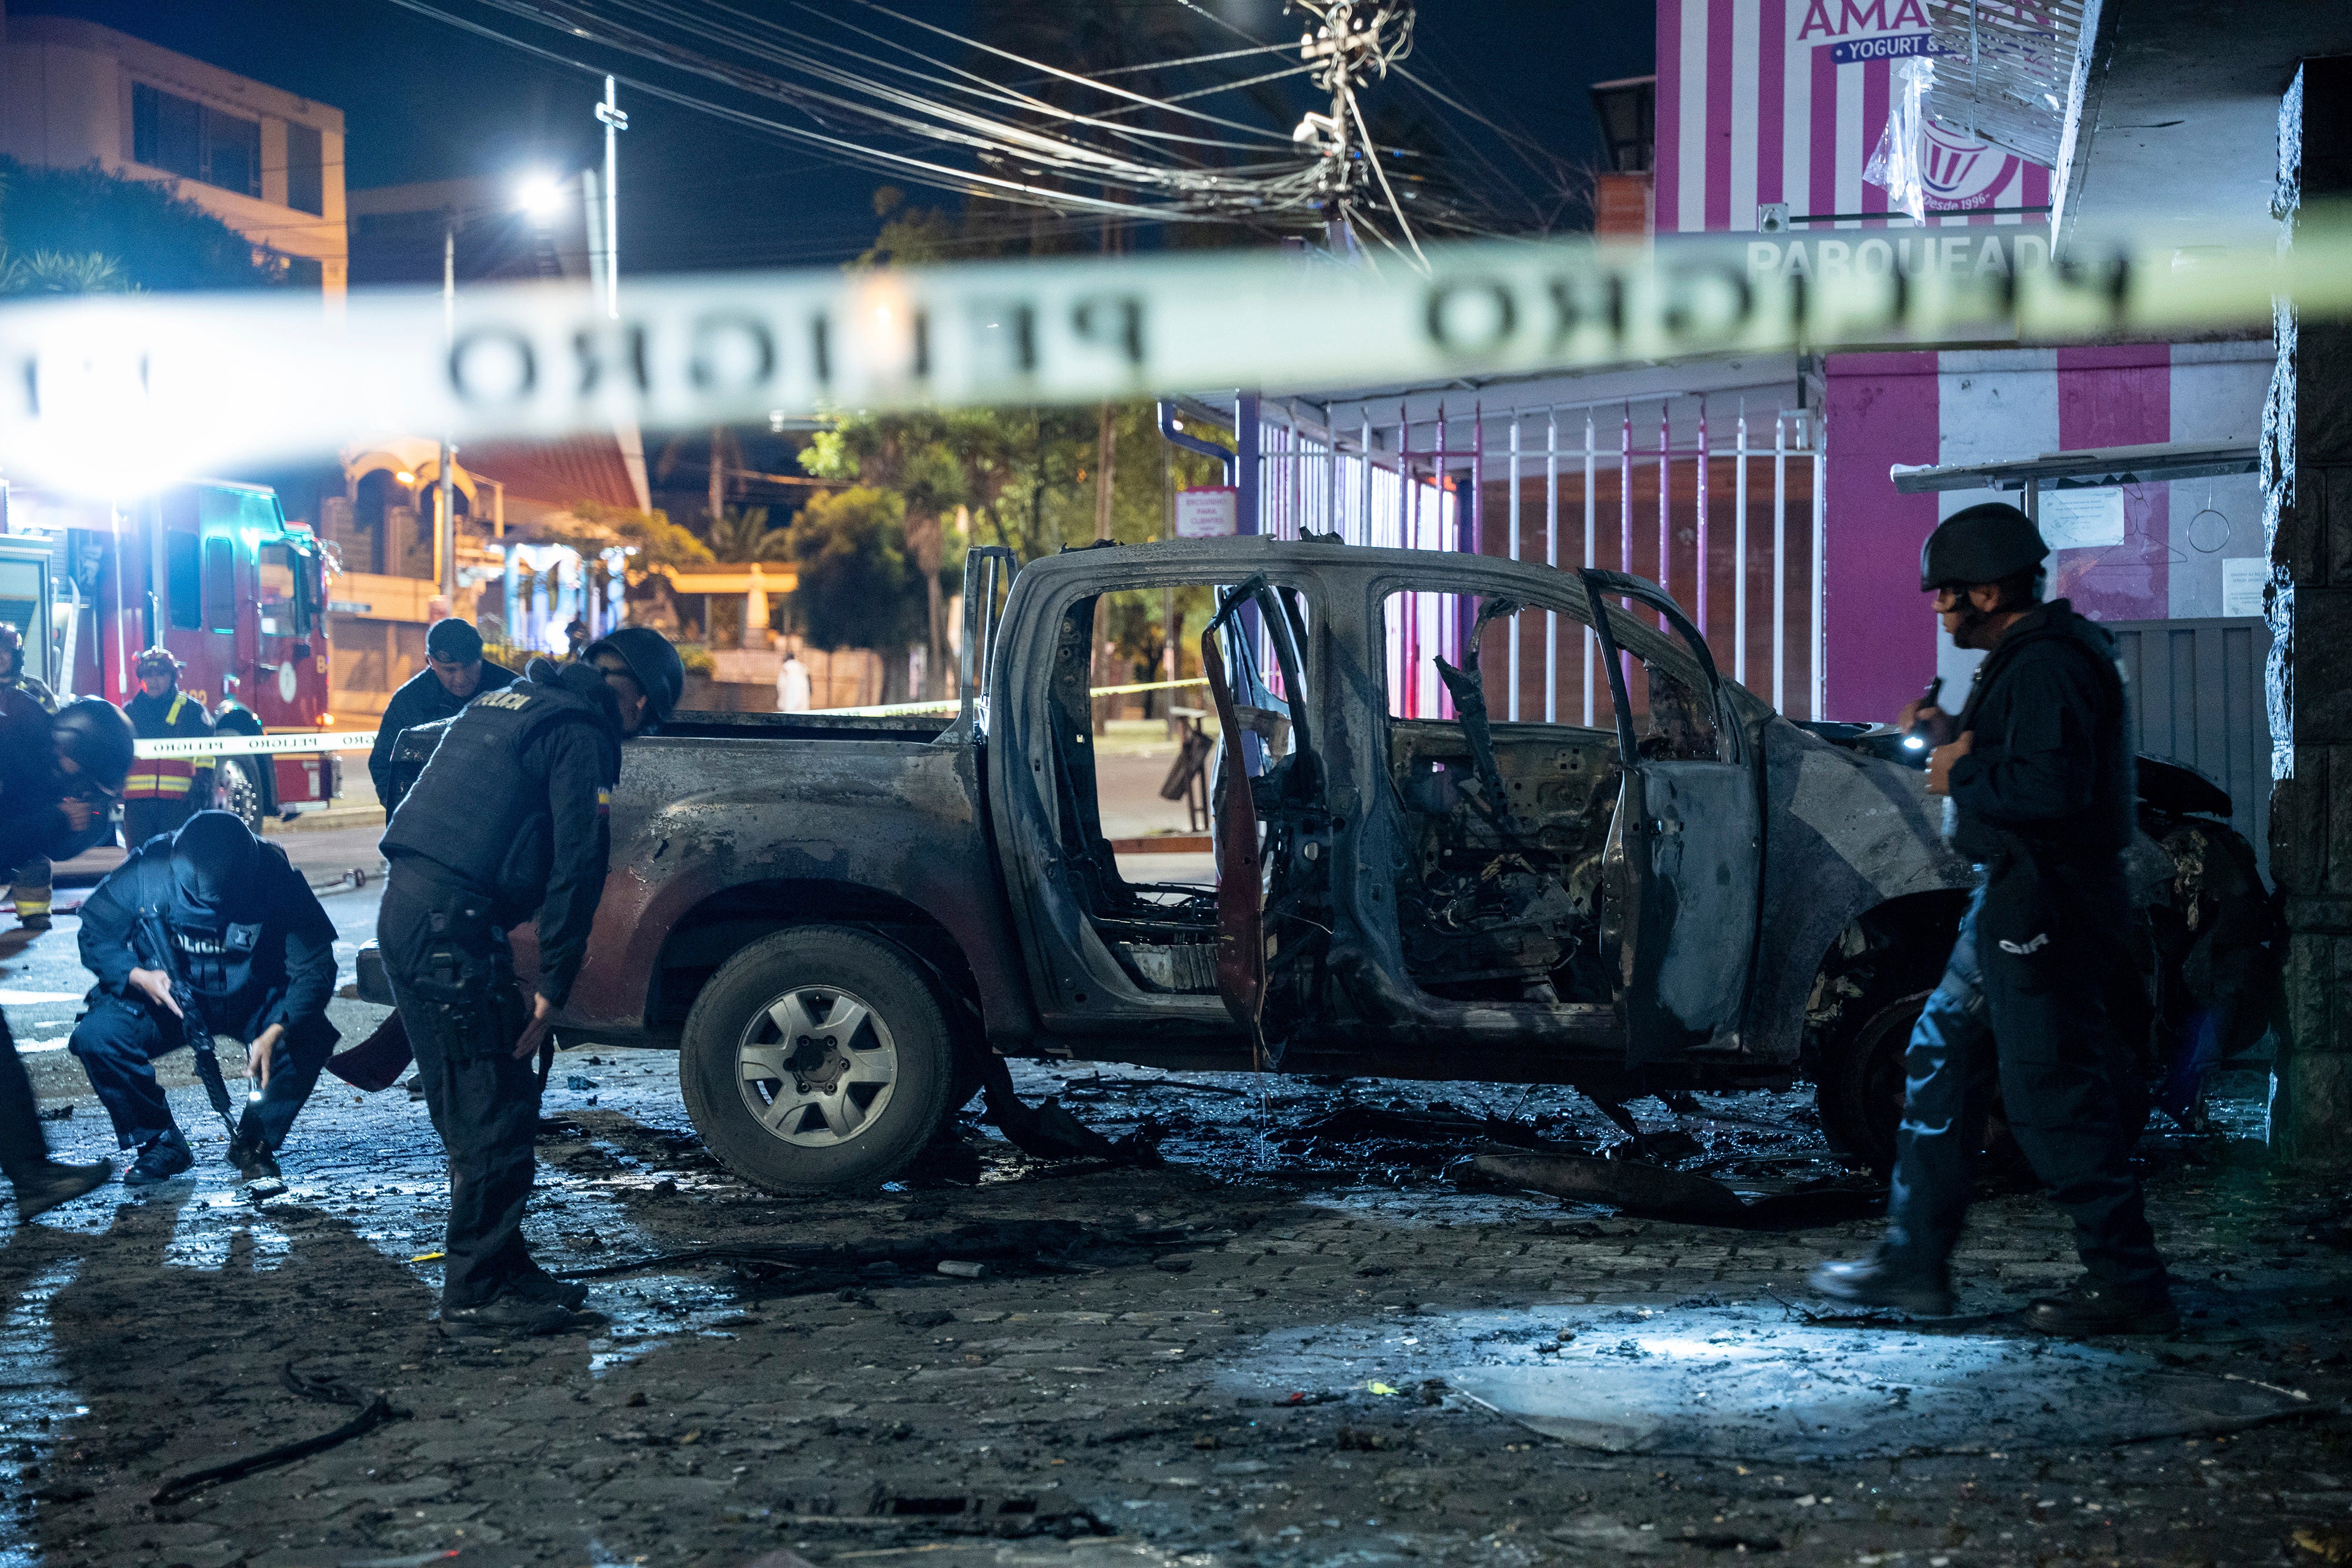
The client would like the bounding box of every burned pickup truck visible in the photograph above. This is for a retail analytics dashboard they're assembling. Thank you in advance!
[370,537,2268,1190]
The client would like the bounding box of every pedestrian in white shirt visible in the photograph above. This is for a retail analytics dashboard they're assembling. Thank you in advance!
[776,653,812,713]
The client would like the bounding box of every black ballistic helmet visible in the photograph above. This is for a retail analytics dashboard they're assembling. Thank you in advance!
[583,627,684,721]
[171,810,259,915]
[52,697,135,794]
[1920,502,2050,591]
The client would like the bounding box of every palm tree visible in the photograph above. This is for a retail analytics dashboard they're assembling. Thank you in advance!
[702,506,791,562]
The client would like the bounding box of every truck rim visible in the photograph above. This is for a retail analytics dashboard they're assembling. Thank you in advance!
[734,985,899,1148]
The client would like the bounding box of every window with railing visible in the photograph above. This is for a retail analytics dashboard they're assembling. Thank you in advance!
[131,82,260,199]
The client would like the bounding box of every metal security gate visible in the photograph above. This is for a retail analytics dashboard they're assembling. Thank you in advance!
[2108,616,2273,880]
[1247,396,1825,727]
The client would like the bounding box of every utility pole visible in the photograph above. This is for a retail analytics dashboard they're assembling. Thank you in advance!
[709,427,726,530]
[596,76,627,319]
[438,214,457,608]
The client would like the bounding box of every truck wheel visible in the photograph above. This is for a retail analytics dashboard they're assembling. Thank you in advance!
[679,927,956,1193]
[215,759,264,833]
[1814,984,1929,1173]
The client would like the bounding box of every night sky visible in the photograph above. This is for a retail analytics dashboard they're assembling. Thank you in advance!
[13,0,1654,276]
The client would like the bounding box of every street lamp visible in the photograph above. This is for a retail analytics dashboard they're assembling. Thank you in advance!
[516,172,566,223]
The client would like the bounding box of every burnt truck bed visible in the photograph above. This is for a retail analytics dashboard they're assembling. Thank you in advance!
[363,537,2250,1194]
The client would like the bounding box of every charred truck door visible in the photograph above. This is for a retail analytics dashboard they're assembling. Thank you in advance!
[1580,568,1762,1061]
[987,559,1328,1054]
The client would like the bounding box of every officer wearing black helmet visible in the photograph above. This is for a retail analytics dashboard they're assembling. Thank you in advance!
[377,624,681,1335]
[1813,502,2173,1336]
[68,811,340,1184]
[0,697,133,1218]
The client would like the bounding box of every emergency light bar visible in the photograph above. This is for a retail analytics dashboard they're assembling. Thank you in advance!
[3,215,2348,487]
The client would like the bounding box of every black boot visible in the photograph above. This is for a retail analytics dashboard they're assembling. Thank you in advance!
[2024,1279,2178,1336]
[438,1292,577,1337]
[509,1263,590,1312]
[124,1130,193,1186]
[11,1159,111,1220]
[1808,1248,1956,1316]
[226,1115,282,1182]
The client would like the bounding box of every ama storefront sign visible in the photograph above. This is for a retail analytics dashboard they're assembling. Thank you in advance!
[1658,0,2052,234]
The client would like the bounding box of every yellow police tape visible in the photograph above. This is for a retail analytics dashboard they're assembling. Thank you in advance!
[4,212,2347,486]
[128,676,1215,754]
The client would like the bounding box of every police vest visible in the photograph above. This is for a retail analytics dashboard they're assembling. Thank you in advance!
[380,675,620,914]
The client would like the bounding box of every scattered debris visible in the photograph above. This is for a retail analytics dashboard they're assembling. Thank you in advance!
[149,1362,403,1506]
[36,1104,69,1121]
[980,1054,1164,1166]
[1474,1148,1884,1228]
[557,1220,1206,1294]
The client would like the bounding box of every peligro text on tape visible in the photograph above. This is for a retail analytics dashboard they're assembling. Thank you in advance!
[125,678,1215,750]
[5,212,2349,489]
[135,732,377,760]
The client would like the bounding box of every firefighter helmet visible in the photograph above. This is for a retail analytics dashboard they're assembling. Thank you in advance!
[132,646,184,680]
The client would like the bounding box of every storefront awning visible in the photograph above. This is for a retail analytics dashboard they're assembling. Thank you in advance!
[1889,440,2257,494]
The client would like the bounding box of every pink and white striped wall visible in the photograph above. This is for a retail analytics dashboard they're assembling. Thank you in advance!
[1656,0,2052,233]
[1819,342,2270,723]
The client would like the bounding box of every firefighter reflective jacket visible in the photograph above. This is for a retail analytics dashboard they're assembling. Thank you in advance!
[123,688,214,801]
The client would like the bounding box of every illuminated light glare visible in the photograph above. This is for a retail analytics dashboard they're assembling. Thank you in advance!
[516,173,566,222]
[394,470,417,486]
[1903,735,1927,750]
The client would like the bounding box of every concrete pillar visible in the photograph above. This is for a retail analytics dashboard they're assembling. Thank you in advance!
[2266,58,2352,1161]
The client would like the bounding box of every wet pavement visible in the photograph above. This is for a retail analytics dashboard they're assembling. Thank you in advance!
[2,838,2348,1567]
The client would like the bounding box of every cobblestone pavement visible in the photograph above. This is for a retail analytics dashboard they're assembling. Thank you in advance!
[1,866,2347,1568]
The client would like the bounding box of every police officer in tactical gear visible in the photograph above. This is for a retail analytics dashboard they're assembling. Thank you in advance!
[122,647,215,846]
[0,624,59,931]
[69,810,340,1184]
[378,628,678,1335]
[1812,502,2174,1335]
[368,617,517,818]
[0,697,132,1217]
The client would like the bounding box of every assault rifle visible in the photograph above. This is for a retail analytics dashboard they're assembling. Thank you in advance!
[131,910,241,1142]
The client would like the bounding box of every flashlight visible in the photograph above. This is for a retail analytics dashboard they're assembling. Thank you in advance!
[1903,677,1944,752]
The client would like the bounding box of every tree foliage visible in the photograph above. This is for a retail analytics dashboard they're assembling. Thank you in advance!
[791,486,923,654]
[549,500,716,575]
[701,505,793,562]
[0,156,289,292]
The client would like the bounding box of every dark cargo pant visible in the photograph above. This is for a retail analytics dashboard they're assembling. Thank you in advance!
[0,1009,59,1185]
[69,994,335,1151]
[1882,881,2169,1296]
[379,865,538,1310]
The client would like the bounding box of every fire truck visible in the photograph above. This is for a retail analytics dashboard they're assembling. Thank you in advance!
[0,477,342,827]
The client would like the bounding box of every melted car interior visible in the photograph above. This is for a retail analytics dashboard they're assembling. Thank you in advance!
[1379,589,1725,1008]
[1039,580,1317,998]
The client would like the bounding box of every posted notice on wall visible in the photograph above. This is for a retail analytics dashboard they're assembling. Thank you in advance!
[2037,488,2126,551]
[2221,556,2270,618]
[1175,486,1239,538]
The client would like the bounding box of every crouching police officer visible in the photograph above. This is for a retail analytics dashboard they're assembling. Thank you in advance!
[0,698,133,1217]
[379,627,680,1335]
[1813,503,2174,1335]
[70,811,340,1184]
